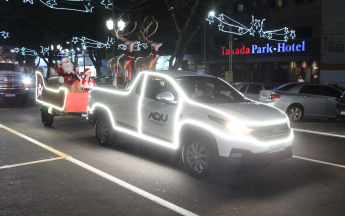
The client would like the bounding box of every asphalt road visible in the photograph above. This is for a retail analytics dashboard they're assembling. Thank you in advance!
[1,104,345,216]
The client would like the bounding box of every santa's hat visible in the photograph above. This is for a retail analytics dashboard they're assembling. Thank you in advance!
[83,68,91,75]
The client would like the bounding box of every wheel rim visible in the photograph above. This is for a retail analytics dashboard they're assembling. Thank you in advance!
[186,142,209,173]
[289,107,302,120]
[97,120,108,142]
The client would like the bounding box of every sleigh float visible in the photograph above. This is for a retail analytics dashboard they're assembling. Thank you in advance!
[35,71,90,126]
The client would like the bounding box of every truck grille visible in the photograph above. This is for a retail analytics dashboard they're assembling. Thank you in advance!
[251,123,290,141]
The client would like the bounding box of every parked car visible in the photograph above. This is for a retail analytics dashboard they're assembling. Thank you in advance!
[0,63,32,106]
[336,91,345,125]
[259,83,343,121]
[232,82,275,101]
[87,70,293,177]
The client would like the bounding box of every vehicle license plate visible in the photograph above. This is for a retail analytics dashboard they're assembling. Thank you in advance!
[268,143,285,153]
[5,93,15,97]
[341,111,345,115]
[261,95,266,99]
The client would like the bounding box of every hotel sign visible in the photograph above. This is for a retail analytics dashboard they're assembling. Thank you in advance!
[221,41,306,55]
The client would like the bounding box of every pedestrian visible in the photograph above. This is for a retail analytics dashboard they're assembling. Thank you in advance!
[297,76,304,82]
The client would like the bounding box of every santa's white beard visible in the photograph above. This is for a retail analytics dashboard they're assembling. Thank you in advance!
[62,63,74,74]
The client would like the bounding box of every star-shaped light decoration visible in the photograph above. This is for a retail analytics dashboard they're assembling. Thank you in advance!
[284,35,289,42]
[101,0,113,9]
[46,0,57,8]
[81,36,86,41]
[72,37,78,44]
[1,31,9,39]
[23,0,33,4]
[85,3,94,13]
[290,30,296,39]
[238,28,243,34]
[284,27,289,35]
[142,43,148,49]
[105,43,111,49]
[267,33,273,39]
[249,27,255,36]
[206,15,214,25]
[81,42,86,47]
[219,14,224,21]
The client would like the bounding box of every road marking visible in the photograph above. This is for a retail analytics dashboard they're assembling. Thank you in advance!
[293,155,345,169]
[0,124,70,158]
[67,157,198,216]
[293,128,345,139]
[0,124,199,216]
[0,157,65,169]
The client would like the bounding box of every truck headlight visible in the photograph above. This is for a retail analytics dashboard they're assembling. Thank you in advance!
[23,77,30,85]
[227,122,253,134]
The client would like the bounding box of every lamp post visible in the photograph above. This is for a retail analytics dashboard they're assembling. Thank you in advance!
[204,11,215,74]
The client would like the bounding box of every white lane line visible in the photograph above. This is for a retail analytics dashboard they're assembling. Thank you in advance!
[293,155,345,169]
[0,124,198,216]
[0,157,65,169]
[67,157,198,216]
[293,129,345,138]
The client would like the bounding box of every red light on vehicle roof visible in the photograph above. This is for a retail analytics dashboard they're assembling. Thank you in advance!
[269,94,281,99]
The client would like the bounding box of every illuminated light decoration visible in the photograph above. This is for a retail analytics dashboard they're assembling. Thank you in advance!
[23,0,33,4]
[14,47,38,56]
[40,46,50,56]
[118,41,148,51]
[39,0,94,13]
[35,71,68,111]
[71,36,116,49]
[89,71,293,152]
[207,14,296,42]
[1,31,9,39]
[101,0,112,9]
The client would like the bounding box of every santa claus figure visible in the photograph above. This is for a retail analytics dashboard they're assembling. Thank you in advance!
[56,57,75,75]
[81,68,96,90]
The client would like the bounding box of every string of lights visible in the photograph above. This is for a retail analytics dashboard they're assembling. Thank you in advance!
[207,14,296,42]
[118,41,149,51]
[71,36,116,49]
[1,31,9,39]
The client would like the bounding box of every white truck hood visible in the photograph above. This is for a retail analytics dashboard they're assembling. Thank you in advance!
[198,101,287,125]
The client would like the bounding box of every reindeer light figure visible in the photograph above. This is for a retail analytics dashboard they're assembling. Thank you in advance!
[110,14,138,88]
[135,16,163,74]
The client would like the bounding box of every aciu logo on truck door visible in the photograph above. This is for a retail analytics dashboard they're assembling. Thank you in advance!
[148,111,169,126]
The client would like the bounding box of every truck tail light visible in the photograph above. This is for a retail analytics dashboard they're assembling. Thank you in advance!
[269,94,281,99]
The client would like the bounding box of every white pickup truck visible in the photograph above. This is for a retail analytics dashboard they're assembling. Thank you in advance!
[87,70,293,177]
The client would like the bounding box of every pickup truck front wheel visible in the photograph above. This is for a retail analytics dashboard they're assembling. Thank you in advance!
[95,116,117,147]
[182,135,214,178]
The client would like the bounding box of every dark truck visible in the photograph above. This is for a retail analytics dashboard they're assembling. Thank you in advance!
[0,62,31,106]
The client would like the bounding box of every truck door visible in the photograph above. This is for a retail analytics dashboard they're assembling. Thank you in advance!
[139,75,179,142]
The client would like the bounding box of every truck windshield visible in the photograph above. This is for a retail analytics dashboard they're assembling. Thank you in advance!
[0,63,19,72]
[176,76,245,103]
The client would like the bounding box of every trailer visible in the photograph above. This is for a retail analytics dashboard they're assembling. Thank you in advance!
[35,71,90,126]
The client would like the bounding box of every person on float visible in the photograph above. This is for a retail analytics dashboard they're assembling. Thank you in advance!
[81,68,96,90]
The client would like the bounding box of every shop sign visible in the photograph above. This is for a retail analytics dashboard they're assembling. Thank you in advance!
[221,41,306,55]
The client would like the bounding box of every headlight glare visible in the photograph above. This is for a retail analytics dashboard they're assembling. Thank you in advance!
[227,122,253,134]
[23,77,30,85]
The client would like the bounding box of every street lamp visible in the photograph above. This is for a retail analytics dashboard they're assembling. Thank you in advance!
[204,11,215,74]
[106,18,114,30]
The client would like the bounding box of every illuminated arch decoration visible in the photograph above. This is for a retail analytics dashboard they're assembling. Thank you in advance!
[71,36,116,49]
[206,14,296,42]
[118,41,149,51]
[1,31,9,39]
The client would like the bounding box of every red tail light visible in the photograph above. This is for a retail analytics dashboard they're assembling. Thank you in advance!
[269,94,281,99]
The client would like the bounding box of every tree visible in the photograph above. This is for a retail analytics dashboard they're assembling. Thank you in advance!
[163,0,231,70]
[88,48,103,77]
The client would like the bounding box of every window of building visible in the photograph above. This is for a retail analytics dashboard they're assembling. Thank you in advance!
[295,26,313,39]
[271,0,286,8]
[295,0,314,4]
[233,3,247,14]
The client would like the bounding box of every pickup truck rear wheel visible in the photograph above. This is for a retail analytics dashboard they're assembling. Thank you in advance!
[95,116,117,147]
[41,110,54,126]
[182,135,214,178]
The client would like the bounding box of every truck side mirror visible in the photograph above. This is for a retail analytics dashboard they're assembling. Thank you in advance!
[156,91,175,101]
